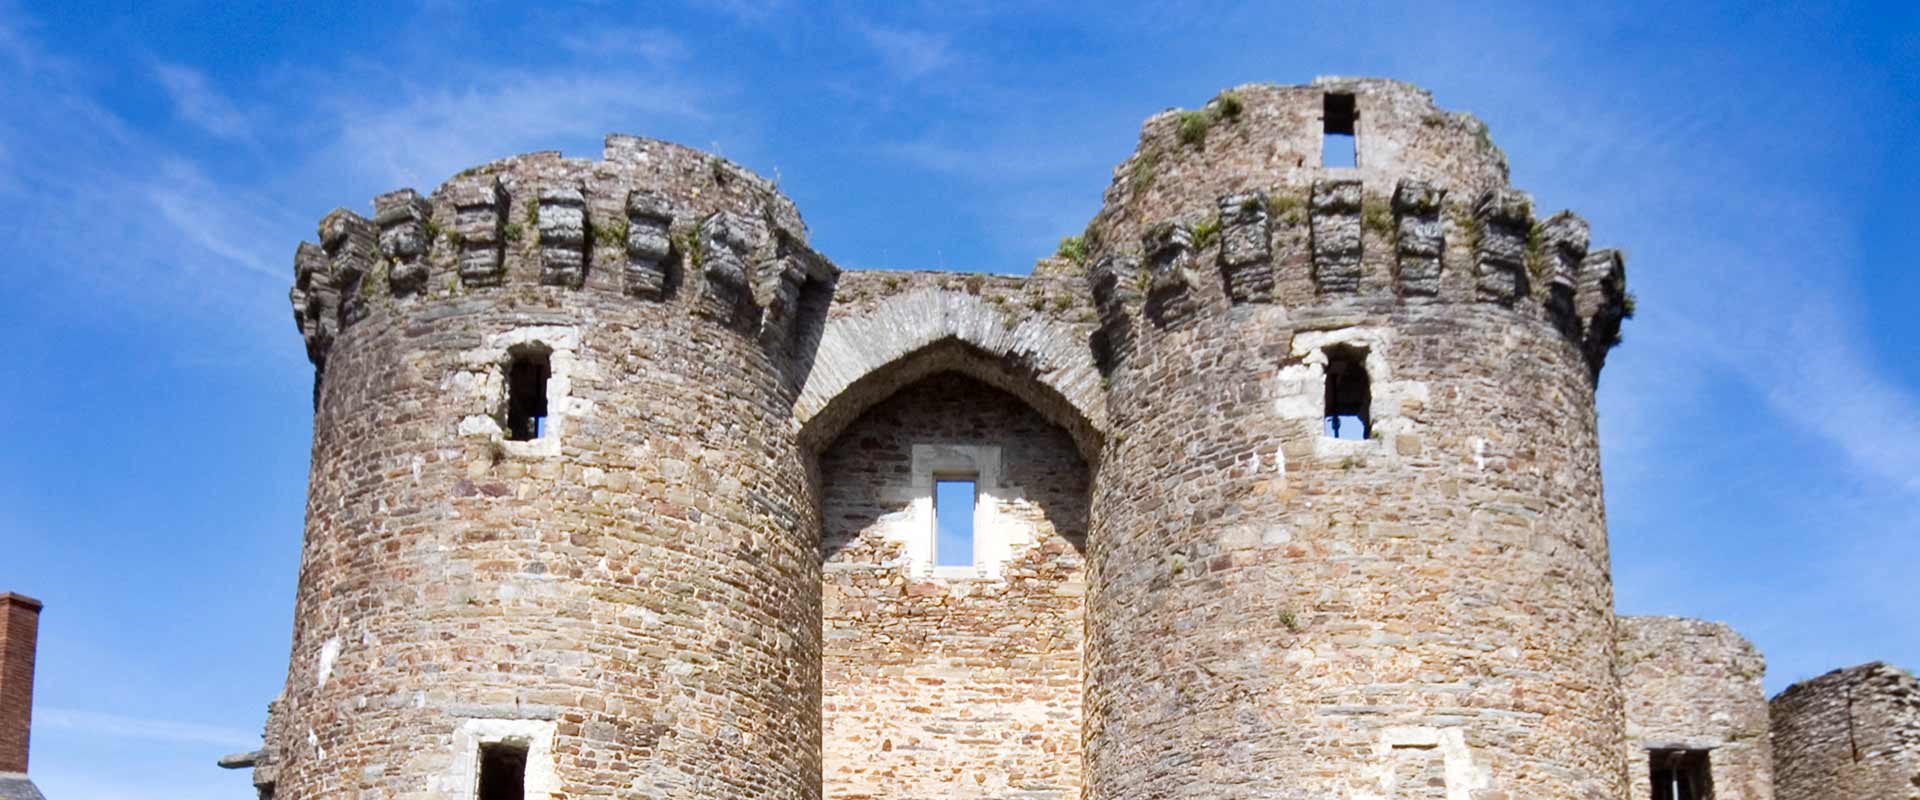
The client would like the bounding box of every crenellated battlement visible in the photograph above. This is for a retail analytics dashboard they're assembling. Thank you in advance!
[288,135,838,372]
[1079,78,1632,381]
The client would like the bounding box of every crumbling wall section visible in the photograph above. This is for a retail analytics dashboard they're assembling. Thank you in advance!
[1617,615,1773,800]
[1771,662,1920,800]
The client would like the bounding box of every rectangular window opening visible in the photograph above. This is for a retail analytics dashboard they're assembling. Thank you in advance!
[1323,345,1372,440]
[933,478,978,567]
[1648,749,1713,800]
[1323,92,1357,168]
[506,350,551,442]
[478,741,529,800]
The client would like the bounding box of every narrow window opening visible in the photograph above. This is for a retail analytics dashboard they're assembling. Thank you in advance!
[1648,749,1714,800]
[478,741,529,800]
[1323,345,1371,440]
[933,478,978,567]
[1323,92,1358,168]
[505,348,551,442]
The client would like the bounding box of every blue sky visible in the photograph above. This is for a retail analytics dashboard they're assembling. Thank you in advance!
[0,1,1913,797]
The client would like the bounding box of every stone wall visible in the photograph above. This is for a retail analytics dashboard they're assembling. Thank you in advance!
[1078,77,1631,799]
[263,136,834,799]
[1771,662,1920,800]
[1616,616,1773,800]
[818,373,1089,800]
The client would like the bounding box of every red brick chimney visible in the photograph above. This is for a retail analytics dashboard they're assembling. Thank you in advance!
[0,592,42,775]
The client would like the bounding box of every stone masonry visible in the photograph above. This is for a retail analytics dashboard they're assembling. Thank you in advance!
[820,373,1088,799]
[234,76,1910,798]
[1617,616,1773,800]
[1771,663,1920,800]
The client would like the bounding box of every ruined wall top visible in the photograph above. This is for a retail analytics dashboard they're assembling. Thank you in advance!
[1091,77,1509,243]
[1771,661,1920,800]
[1616,616,1774,800]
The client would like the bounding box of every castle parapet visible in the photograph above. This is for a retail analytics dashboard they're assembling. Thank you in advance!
[287,136,838,374]
[1080,78,1633,381]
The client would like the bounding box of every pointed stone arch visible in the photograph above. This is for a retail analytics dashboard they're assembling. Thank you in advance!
[795,288,1107,461]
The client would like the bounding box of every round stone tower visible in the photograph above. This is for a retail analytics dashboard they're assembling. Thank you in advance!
[1078,78,1632,799]
[263,136,836,798]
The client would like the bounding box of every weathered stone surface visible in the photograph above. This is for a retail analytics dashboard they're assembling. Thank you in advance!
[1217,191,1272,303]
[1538,210,1590,339]
[290,241,336,366]
[1618,616,1774,800]
[1142,221,1198,326]
[447,176,506,286]
[1087,255,1141,367]
[373,189,433,297]
[695,210,766,326]
[319,208,377,324]
[1473,187,1533,304]
[535,184,588,287]
[1772,662,1920,800]
[1579,248,1630,379]
[1310,178,1363,293]
[1392,178,1444,296]
[623,190,675,299]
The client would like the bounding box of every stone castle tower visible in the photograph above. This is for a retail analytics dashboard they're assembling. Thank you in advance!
[232,77,1913,799]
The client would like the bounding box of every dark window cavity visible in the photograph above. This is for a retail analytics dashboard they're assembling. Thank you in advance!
[505,348,552,442]
[934,478,978,567]
[478,741,529,800]
[1648,749,1713,800]
[1323,92,1358,168]
[1323,345,1371,440]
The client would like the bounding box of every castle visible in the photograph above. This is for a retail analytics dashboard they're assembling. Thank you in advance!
[223,78,1920,799]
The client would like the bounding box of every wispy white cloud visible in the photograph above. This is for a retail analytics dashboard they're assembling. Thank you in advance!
[1744,297,1920,493]
[691,0,791,24]
[317,72,716,189]
[855,22,955,81]
[143,158,290,281]
[559,26,689,64]
[881,137,1106,180]
[37,706,258,749]
[0,14,296,340]
[152,62,252,139]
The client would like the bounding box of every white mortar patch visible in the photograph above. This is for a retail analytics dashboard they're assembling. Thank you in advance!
[316,636,341,688]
